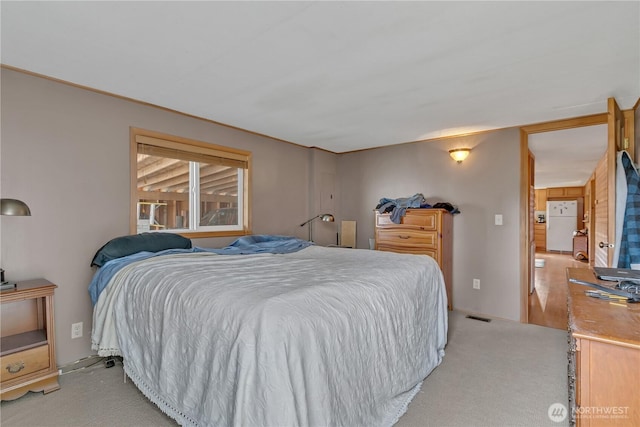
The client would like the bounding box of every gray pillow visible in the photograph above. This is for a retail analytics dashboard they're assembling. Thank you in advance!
[91,233,192,267]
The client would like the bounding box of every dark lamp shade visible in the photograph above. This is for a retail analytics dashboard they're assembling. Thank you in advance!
[0,199,32,216]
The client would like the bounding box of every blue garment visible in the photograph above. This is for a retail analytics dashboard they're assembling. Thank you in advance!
[211,234,312,255]
[88,235,312,305]
[377,193,428,223]
[617,152,640,268]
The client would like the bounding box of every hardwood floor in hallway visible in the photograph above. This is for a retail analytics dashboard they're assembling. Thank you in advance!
[528,252,589,330]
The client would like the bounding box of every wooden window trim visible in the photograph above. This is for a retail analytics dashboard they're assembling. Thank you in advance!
[130,127,252,238]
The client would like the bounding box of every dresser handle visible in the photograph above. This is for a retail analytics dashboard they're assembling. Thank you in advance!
[398,235,410,239]
[6,361,25,374]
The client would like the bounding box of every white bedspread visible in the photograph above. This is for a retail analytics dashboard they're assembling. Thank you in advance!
[92,245,448,427]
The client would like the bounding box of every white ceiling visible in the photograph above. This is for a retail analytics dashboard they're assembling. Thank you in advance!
[1,2,639,167]
[528,125,608,189]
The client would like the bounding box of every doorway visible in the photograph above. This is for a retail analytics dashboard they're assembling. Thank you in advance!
[520,98,635,324]
[519,113,610,323]
[526,125,607,328]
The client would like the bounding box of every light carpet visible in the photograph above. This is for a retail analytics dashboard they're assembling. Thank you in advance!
[0,311,569,427]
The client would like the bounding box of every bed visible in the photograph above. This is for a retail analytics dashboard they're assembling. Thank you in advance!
[89,234,448,427]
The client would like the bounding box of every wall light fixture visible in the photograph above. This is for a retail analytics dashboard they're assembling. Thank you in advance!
[449,148,471,163]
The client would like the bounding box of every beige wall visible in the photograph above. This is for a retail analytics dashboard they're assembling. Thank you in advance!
[307,148,339,245]
[1,69,314,364]
[337,129,522,321]
[1,68,523,366]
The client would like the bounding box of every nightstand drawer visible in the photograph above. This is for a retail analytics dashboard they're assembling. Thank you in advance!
[0,345,49,382]
[377,229,438,248]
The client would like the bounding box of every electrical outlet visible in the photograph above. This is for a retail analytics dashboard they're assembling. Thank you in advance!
[473,279,481,290]
[71,322,83,339]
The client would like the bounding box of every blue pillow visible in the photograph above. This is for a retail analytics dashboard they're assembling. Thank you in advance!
[91,233,192,267]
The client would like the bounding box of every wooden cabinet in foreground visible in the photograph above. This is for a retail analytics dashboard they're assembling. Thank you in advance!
[566,268,640,426]
[0,279,60,401]
[375,208,453,310]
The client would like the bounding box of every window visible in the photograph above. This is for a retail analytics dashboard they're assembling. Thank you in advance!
[130,128,251,238]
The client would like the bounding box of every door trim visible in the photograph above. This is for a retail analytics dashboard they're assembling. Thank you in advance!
[519,113,608,323]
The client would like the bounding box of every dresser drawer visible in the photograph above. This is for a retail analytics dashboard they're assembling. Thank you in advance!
[376,210,438,230]
[0,345,49,382]
[377,229,438,249]
[376,214,396,227]
[377,245,439,261]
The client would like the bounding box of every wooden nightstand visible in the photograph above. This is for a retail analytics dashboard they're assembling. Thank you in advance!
[0,279,60,400]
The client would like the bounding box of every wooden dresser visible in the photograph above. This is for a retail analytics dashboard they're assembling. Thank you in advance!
[566,268,640,427]
[375,208,453,310]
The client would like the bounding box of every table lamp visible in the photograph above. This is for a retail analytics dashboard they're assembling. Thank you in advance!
[1,198,32,290]
[300,213,334,242]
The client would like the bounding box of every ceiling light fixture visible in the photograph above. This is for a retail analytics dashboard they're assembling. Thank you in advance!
[449,148,471,163]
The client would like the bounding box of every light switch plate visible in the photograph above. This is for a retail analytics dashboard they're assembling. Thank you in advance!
[495,214,503,226]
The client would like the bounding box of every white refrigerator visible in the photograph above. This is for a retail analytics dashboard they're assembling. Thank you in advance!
[546,200,577,252]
